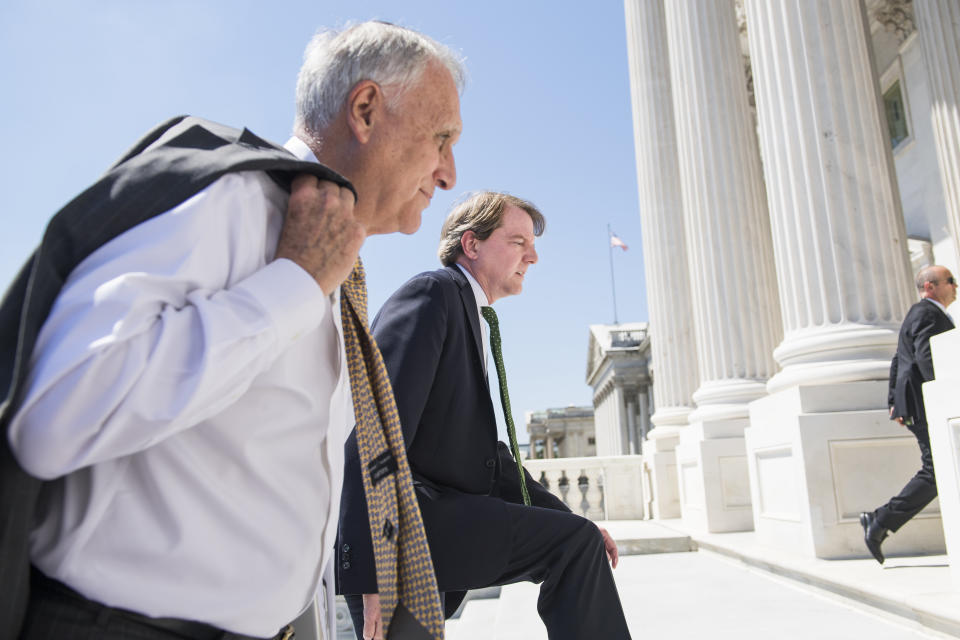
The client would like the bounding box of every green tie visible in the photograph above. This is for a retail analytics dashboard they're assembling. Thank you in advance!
[340,259,444,640]
[480,306,531,506]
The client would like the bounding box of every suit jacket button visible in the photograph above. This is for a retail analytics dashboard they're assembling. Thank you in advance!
[342,543,351,553]
[342,561,351,570]
[485,459,496,468]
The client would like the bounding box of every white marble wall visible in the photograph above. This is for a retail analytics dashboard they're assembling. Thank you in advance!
[925,328,960,589]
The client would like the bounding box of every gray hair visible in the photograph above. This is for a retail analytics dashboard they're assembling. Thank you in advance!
[294,21,465,140]
[438,191,545,267]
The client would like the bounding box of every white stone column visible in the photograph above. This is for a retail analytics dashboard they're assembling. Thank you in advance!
[614,386,628,455]
[742,0,943,559]
[637,391,650,442]
[746,1,914,392]
[624,0,699,520]
[626,398,638,455]
[664,0,782,532]
[914,0,960,261]
[664,0,782,420]
[624,0,699,432]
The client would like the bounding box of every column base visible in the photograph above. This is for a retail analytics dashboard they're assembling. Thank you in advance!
[746,381,945,559]
[675,420,753,533]
[925,328,960,589]
[767,325,898,393]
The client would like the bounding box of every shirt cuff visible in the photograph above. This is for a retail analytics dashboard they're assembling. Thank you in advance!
[233,258,329,347]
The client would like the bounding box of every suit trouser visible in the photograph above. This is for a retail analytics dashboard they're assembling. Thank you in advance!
[345,503,631,640]
[874,423,938,532]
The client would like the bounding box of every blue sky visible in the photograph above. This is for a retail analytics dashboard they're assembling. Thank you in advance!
[0,0,649,443]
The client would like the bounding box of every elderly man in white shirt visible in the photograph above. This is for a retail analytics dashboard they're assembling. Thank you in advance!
[4,21,463,640]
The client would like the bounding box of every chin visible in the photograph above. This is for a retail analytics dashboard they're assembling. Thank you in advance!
[398,211,424,235]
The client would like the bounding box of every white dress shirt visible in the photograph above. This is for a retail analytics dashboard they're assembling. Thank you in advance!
[8,137,351,637]
[456,263,490,375]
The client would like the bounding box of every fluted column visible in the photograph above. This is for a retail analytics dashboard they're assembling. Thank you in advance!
[624,0,699,432]
[744,0,914,392]
[914,0,960,261]
[664,0,783,421]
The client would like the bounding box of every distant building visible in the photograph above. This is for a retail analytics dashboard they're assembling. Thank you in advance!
[585,323,653,456]
[525,406,596,459]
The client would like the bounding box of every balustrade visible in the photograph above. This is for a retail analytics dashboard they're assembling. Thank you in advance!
[525,455,645,520]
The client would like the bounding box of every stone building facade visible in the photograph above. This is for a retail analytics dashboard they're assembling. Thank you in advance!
[585,323,654,457]
[625,0,960,559]
[525,406,597,459]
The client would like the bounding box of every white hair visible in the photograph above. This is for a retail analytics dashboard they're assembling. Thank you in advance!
[294,21,465,139]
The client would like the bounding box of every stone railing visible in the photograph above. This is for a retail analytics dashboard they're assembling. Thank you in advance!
[523,455,645,520]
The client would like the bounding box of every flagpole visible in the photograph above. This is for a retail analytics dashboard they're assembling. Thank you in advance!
[607,223,619,324]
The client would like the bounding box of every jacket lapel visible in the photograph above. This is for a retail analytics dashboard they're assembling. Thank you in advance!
[446,266,487,389]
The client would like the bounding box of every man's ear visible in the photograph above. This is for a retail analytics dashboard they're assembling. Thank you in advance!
[461,231,479,260]
[346,80,383,144]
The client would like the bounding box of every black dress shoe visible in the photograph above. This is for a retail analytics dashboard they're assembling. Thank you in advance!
[860,511,888,564]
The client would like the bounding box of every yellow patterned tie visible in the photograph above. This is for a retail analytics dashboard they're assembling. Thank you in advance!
[340,259,444,639]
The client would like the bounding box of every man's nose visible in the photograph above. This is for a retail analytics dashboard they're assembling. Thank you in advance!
[526,245,538,264]
[435,150,457,191]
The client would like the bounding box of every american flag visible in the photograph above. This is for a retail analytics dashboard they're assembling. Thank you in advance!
[609,232,628,251]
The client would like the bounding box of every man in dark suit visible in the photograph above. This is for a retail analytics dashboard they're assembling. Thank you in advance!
[861,264,956,564]
[337,191,631,639]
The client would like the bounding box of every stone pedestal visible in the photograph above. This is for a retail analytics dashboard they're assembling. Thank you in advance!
[924,327,960,588]
[675,419,753,533]
[747,381,944,558]
[642,426,681,519]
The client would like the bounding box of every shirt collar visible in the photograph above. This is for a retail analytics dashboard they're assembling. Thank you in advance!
[925,297,948,314]
[285,136,319,163]
[456,263,490,309]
